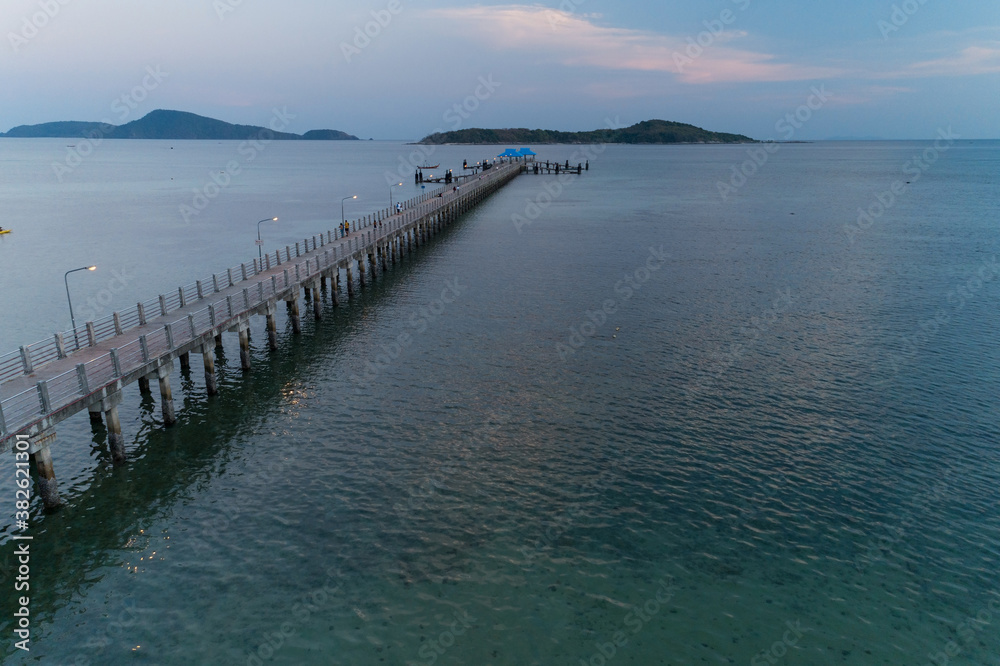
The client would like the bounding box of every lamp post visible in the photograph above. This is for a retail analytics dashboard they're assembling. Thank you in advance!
[389,182,403,209]
[256,217,279,261]
[65,265,97,349]
[342,195,357,232]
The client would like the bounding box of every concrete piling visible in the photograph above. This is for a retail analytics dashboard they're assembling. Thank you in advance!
[157,363,176,426]
[312,281,322,320]
[239,325,251,371]
[203,344,219,395]
[266,307,279,350]
[30,430,62,510]
[105,401,126,465]
[288,296,302,334]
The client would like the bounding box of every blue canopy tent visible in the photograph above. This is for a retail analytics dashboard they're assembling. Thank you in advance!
[497,148,520,161]
[518,148,537,162]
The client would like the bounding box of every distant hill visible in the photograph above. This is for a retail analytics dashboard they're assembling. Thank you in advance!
[301,129,358,141]
[418,120,755,145]
[0,110,359,141]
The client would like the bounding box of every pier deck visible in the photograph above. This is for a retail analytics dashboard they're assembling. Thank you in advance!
[0,163,522,507]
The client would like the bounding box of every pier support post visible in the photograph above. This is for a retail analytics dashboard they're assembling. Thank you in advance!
[265,305,279,349]
[288,297,302,334]
[382,245,389,272]
[331,272,340,306]
[215,333,223,348]
[157,362,176,427]
[138,376,151,394]
[346,266,354,298]
[358,259,366,289]
[105,401,126,465]
[30,430,62,510]
[203,344,219,395]
[238,324,251,371]
[303,285,312,304]
[312,280,322,320]
[88,406,103,424]
[179,352,191,372]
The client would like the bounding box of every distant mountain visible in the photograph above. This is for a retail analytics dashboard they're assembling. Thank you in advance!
[0,110,360,141]
[418,120,755,145]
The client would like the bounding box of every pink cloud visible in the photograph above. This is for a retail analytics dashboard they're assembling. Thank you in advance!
[426,5,842,84]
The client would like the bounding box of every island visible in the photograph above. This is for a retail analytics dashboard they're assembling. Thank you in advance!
[0,110,359,141]
[418,120,755,145]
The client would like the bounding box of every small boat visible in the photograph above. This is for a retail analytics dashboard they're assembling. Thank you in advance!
[418,164,439,169]
[0,229,11,235]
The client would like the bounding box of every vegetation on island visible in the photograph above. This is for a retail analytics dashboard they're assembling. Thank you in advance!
[418,120,755,145]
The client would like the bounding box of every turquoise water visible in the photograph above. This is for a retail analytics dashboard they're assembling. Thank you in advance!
[1,140,999,664]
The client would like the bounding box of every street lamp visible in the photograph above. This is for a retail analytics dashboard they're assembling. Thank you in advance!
[65,265,97,349]
[342,195,357,231]
[389,182,403,209]
[256,216,279,260]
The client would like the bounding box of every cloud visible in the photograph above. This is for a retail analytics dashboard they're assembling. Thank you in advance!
[904,44,1000,77]
[820,85,914,106]
[425,5,843,84]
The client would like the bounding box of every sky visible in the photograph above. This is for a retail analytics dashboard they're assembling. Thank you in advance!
[1,0,998,140]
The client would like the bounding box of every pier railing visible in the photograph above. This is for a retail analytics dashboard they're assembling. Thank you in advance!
[0,163,521,442]
[0,169,502,385]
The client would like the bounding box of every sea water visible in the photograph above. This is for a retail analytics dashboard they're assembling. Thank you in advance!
[0,139,998,664]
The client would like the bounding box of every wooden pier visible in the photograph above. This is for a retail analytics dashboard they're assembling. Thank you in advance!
[0,163,522,509]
